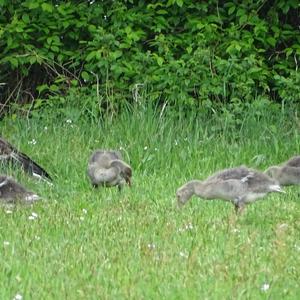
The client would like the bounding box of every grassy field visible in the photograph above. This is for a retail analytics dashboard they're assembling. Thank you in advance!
[0,103,300,299]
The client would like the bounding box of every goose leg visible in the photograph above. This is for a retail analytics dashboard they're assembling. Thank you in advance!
[234,197,246,214]
[234,202,246,214]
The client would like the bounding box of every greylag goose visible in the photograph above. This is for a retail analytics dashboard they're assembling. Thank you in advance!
[265,155,300,186]
[0,175,40,203]
[176,166,284,213]
[87,150,132,190]
[0,137,52,181]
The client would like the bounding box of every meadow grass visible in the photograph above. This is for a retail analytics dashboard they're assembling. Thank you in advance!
[0,103,300,299]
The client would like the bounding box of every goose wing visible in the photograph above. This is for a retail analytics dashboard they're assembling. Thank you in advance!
[89,150,122,167]
[206,166,251,182]
[244,170,284,193]
[0,137,52,181]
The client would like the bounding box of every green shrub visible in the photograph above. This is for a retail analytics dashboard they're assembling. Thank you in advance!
[0,0,299,116]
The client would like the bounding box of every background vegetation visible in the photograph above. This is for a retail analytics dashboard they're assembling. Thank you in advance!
[0,1,300,299]
[0,0,300,117]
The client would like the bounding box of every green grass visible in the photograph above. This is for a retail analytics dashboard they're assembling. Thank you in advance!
[0,104,300,299]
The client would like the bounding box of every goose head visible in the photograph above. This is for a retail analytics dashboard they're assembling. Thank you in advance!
[176,181,198,206]
[110,160,132,186]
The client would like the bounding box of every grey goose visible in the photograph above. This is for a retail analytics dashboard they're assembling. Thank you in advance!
[176,166,284,213]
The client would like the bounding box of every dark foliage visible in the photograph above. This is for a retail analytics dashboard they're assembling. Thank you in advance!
[0,0,299,116]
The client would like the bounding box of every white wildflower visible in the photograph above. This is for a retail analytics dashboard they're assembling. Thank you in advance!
[79,216,84,221]
[186,222,193,230]
[178,222,193,233]
[3,241,10,246]
[144,146,148,150]
[28,212,38,220]
[5,210,13,214]
[28,139,37,145]
[13,294,23,300]
[44,126,48,131]
[31,212,38,218]
[147,243,156,250]
[66,119,72,123]
[179,251,188,258]
[261,283,270,292]
[82,209,87,214]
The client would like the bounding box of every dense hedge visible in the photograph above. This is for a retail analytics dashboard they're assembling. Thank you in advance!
[0,0,299,114]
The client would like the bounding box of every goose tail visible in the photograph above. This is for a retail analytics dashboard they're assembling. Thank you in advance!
[11,151,52,182]
[270,184,285,193]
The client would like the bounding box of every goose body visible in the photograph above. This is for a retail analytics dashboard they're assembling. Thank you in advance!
[87,150,132,190]
[176,166,284,213]
[265,155,300,186]
[0,137,52,181]
[0,175,40,203]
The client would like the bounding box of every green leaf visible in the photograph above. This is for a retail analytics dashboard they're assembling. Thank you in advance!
[176,0,183,7]
[285,48,293,57]
[228,6,235,15]
[28,2,39,9]
[234,44,241,52]
[41,3,53,12]
[81,71,90,81]
[29,56,36,64]
[88,25,96,32]
[239,14,247,24]
[157,10,168,15]
[49,84,59,92]
[22,14,30,23]
[50,45,59,52]
[71,80,78,86]
[236,8,245,17]
[111,50,122,60]
[266,37,276,47]
[16,26,24,33]
[7,57,19,67]
[186,46,192,54]
[47,37,52,45]
[156,56,164,66]
[86,51,96,62]
[37,84,49,93]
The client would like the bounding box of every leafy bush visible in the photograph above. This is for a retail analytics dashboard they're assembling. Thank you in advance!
[0,0,299,116]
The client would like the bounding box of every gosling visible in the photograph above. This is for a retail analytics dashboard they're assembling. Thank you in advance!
[176,166,284,213]
[87,150,132,190]
[265,155,300,186]
[0,175,40,204]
